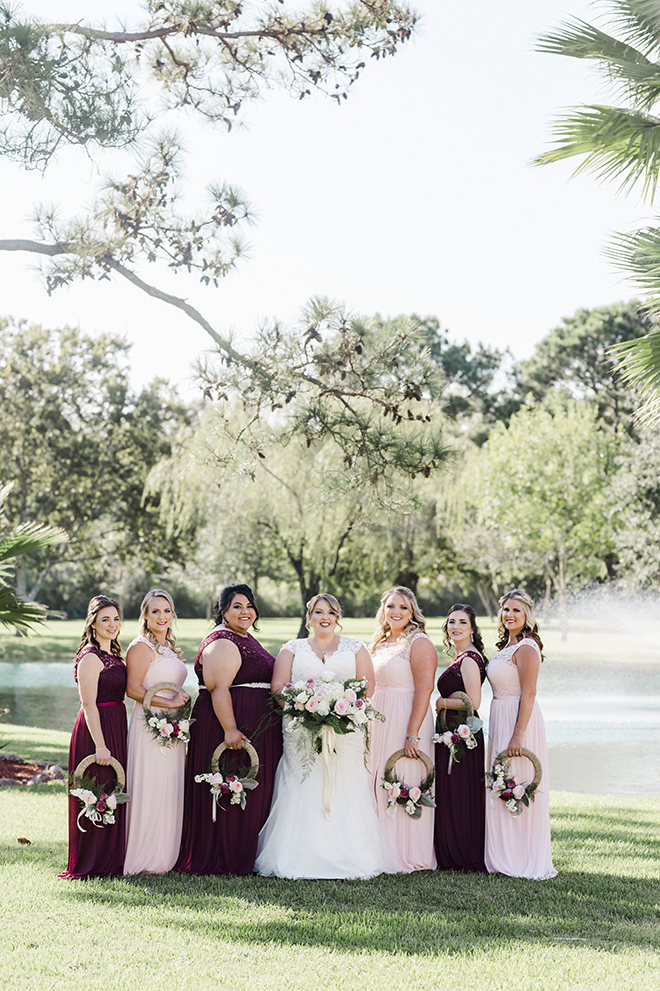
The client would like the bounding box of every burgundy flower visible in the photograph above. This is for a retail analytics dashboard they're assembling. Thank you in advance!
[400,787,410,798]
[99,792,108,801]
[506,779,516,788]
[226,773,236,782]
[501,789,513,800]
[96,800,107,812]
[220,783,230,796]
[451,733,460,743]
[172,724,180,736]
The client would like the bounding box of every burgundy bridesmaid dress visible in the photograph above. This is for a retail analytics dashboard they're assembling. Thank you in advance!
[176,629,282,874]
[434,649,487,872]
[58,645,128,879]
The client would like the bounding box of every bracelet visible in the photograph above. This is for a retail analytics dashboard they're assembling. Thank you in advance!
[405,735,421,742]
[439,697,446,709]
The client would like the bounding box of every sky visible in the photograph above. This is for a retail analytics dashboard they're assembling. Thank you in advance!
[0,1,652,396]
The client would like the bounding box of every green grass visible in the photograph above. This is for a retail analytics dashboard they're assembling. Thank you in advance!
[0,729,659,990]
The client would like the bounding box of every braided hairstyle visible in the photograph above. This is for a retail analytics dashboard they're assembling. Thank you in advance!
[442,603,487,661]
[76,595,123,659]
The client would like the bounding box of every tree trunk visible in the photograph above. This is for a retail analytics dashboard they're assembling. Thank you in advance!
[541,575,552,623]
[558,542,568,641]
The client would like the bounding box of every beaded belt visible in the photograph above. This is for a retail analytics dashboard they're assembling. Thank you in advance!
[97,700,124,707]
[233,682,270,689]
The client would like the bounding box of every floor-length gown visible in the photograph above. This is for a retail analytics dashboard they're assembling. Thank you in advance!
[368,632,437,872]
[255,636,393,879]
[434,649,487,872]
[175,629,282,875]
[485,637,557,879]
[124,636,189,874]
[58,646,127,879]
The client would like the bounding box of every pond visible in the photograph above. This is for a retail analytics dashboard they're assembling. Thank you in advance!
[1,652,658,797]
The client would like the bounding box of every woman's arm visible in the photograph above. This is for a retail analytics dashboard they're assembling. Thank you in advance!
[435,655,482,713]
[508,644,540,755]
[355,645,376,697]
[271,648,295,701]
[126,641,189,707]
[201,638,245,749]
[405,636,438,759]
[77,652,111,765]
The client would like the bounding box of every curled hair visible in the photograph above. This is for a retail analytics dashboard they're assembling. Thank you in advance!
[76,595,122,660]
[495,589,544,660]
[213,583,260,631]
[305,593,343,632]
[138,588,182,659]
[369,586,426,651]
[442,604,487,661]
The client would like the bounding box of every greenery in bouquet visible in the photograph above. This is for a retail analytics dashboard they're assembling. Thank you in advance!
[194,769,259,820]
[69,774,130,832]
[486,757,538,816]
[143,697,195,747]
[433,715,483,773]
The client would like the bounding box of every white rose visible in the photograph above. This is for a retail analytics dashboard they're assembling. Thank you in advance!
[442,732,453,746]
[321,670,336,683]
[294,691,308,705]
[294,681,306,690]
[178,719,190,733]
[83,790,97,806]
[352,709,367,725]
[106,794,117,810]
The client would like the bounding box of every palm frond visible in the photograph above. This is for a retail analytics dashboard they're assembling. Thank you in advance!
[606,1,660,57]
[0,585,47,630]
[535,105,660,200]
[0,522,66,564]
[607,224,660,308]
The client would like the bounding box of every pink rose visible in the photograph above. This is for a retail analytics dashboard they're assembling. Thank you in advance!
[409,786,421,802]
[314,687,327,699]
[387,783,401,799]
[344,689,357,703]
[305,697,319,712]
[334,698,349,716]
[457,724,471,739]
[96,800,107,812]
[160,723,173,737]
[229,779,243,793]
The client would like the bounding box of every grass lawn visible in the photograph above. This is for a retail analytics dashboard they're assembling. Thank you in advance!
[1,730,659,990]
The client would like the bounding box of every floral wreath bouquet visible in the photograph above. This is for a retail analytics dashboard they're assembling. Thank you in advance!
[142,682,195,748]
[382,750,436,820]
[486,748,542,817]
[69,755,130,832]
[195,740,260,822]
[433,691,483,774]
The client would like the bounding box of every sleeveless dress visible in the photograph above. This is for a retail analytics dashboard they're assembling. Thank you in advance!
[368,632,437,872]
[255,636,393,879]
[175,629,282,875]
[58,646,127,879]
[434,649,487,872]
[123,636,189,875]
[485,638,557,879]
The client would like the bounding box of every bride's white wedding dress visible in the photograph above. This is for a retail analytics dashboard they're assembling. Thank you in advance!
[255,636,394,879]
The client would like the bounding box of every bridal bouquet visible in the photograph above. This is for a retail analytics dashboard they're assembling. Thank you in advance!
[486,757,538,816]
[275,671,383,754]
[433,715,483,773]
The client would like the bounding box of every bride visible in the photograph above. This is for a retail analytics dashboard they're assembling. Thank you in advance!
[255,593,393,879]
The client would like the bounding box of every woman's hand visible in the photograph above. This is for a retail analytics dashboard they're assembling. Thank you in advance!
[507,729,524,757]
[224,727,250,750]
[404,734,421,759]
[95,745,111,766]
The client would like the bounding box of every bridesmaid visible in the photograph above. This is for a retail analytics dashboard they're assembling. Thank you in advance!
[434,604,487,872]
[58,595,127,879]
[368,586,437,872]
[176,583,282,874]
[485,589,557,879]
[124,589,190,875]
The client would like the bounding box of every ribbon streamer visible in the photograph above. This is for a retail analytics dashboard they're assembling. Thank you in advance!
[321,723,337,819]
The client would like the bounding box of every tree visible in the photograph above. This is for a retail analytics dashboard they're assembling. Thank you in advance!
[611,429,660,589]
[453,399,621,638]
[0,483,64,630]
[535,2,660,422]
[0,319,192,610]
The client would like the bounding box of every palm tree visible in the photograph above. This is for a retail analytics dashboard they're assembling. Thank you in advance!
[536,1,660,422]
[0,484,65,630]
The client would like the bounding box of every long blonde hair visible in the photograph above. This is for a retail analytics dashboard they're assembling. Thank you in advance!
[495,589,544,660]
[138,588,182,659]
[369,586,426,650]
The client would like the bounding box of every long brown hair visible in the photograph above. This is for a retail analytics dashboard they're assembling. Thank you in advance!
[442,603,487,661]
[76,595,123,659]
[369,586,426,651]
[137,588,182,658]
[495,589,544,660]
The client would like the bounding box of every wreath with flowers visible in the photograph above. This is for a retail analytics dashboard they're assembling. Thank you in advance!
[195,740,260,821]
[69,754,130,832]
[382,749,436,819]
[433,691,483,773]
[143,681,194,747]
[487,748,542,817]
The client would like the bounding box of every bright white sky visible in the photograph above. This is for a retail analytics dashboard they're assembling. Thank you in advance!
[0,1,651,395]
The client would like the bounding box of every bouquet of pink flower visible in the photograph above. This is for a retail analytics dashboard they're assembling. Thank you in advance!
[382,778,435,819]
[144,697,194,748]
[433,714,483,773]
[69,777,130,832]
[486,756,538,816]
[274,671,383,755]
[194,769,258,818]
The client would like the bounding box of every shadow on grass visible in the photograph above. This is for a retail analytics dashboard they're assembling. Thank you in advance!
[54,865,660,956]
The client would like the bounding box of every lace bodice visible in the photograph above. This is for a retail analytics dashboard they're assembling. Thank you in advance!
[283,637,363,683]
[194,629,275,688]
[487,638,542,700]
[73,645,126,703]
[128,635,188,698]
[370,631,434,691]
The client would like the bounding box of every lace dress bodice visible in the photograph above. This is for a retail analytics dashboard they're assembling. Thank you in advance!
[487,638,542,700]
[371,631,433,691]
[283,636,363,683]
[73,645,126,703]
[128,635,188,699]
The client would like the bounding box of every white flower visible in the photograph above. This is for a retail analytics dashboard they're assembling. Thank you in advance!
[321,669,336,683]
[178,719,190,733]
[457,724,471,740]
[294,691,308,705]
[316,700,330,717]
[106,794,117,810]
[466,737,477,750]
[285,719,299,733]
[294,680,306,690]
[210,772,224,786]
[405,800,417,816]
[493,777,505,792]
[229,779,243,793]
[83,790,97,806]
[512,784,526,800]
[441,732,453,747]
[352,709,367,725]
[505,799,518,813]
